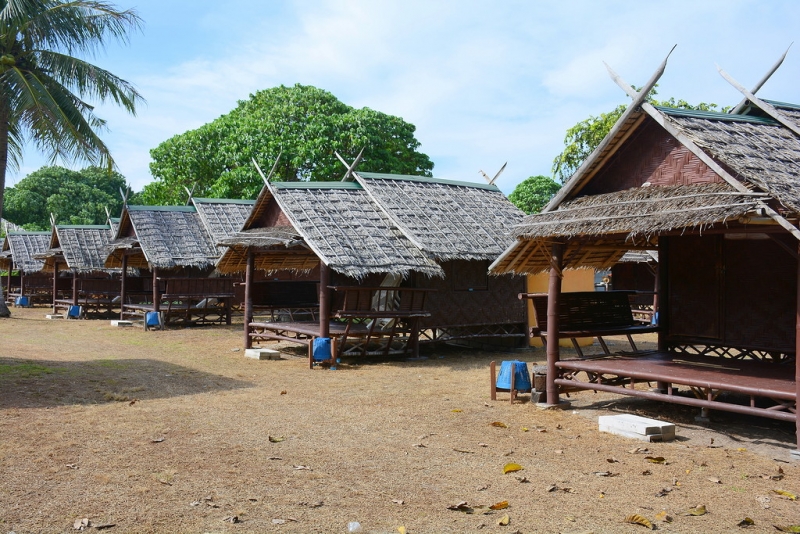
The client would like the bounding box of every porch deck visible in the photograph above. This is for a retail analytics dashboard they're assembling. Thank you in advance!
[555,351,796,422]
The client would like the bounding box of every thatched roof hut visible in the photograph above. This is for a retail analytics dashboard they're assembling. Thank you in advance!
[489,59,800,453]
[218,181,446,279]
[105,205,219,270]
[219,173,522,278]
[37,225,117,273]
[0,231,50,272]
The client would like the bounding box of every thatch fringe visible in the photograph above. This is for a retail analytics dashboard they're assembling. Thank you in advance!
[513,183,763,240]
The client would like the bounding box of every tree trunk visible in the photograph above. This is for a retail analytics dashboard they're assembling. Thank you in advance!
[0,98,11,318]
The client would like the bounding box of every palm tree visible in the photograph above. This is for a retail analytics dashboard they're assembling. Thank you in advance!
[0,0,143,317]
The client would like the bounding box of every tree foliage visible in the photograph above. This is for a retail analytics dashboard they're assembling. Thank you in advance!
[508,175,561,214]
[551,88,725,183]
[4,166,135,229]
[143,84,434,205]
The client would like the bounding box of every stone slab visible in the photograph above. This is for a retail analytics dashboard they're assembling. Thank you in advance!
[245,348,281,360]
[110,320,134,327]
[598,414,676,441]
[45,314,65,320]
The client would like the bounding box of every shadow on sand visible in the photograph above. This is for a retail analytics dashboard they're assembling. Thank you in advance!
[0,356,251,409]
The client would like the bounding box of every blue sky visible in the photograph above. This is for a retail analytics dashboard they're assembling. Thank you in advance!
[9,0,800,195]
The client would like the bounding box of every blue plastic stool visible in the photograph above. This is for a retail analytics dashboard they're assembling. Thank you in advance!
[490,360,531,403]
[67,305,82,319]
[144,311,163,331]
[14,296,29,307]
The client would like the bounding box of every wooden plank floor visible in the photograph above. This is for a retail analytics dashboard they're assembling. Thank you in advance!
[556,352,795,399]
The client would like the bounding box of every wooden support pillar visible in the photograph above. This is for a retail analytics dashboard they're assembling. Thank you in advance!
[19,268,24,296]
[319,262,330,339]
[119,255,127,319]
[152,267,160,312]
[244,249,254,349]
[657,236,669,352]
[795,241,800,455]
[546,243,564,406]
[52,262,59,313]
[72,270,78,306]
[6,262,11,297]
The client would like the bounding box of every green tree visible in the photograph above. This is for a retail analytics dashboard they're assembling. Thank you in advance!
[4,165,132,229]
[143,84,434,205]
[0,0,142,316]
[508,175,561,214]
[551,89,724,183]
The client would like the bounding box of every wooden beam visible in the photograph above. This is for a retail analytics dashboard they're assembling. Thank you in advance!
[336,147,365,181]
[545,46,676,213]
[718,65,800,137]
[730,44,791,115]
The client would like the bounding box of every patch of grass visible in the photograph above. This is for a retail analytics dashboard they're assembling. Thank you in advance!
[102,391,132,402]
[0,362,60,378]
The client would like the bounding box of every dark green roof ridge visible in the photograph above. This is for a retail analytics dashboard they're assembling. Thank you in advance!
[356,171,501,192]
[193,197,256,205]
[127,205,197,212]
[656,106,778,125]
[271,181,363,190]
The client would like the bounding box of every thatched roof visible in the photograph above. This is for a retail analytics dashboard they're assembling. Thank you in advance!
[354,172,524,261]
[218,182,444,278]
[105,205,218,270]
[38,225,117,273]
[192,198,255,251]
[1,231,50,272]
[660,106,800,213]
[492,85,800,277]
[492,183,765,275]
[512,183,763,240]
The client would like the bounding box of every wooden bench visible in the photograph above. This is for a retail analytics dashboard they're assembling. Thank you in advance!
[54,279,121,317]
[519,291,660,357]
[160,278,235,325]
[123,278,235,326]
[248,286,432,365]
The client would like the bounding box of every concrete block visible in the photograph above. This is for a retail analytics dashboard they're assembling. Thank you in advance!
[45,314,65,320]
[245,348,281,360]
[599,414,675,442]
[110,320,134,327]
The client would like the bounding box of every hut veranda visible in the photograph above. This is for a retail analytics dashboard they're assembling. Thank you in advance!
[1,231,52,306]
[36,224,120,317]
[217,171,527,360]
[103,198,254,325]
[490,58,800,457]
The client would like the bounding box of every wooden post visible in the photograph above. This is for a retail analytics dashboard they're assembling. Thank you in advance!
[657,237,669,351]
[19,267,24,296]
[546,243,564,406]
[152,267,160,312]
[795,241,800,455]
[52,262,59,313]
[319,262,330,339]
[72,270,78,306]
[244,249,254,349]
[119,254,127,320]
[490,361,497,401]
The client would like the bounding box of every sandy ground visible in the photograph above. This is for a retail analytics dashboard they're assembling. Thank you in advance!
[0,306,798,533]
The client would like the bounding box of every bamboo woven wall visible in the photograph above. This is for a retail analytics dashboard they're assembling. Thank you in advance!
[414,260,526,328]
[583,120,722,196]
